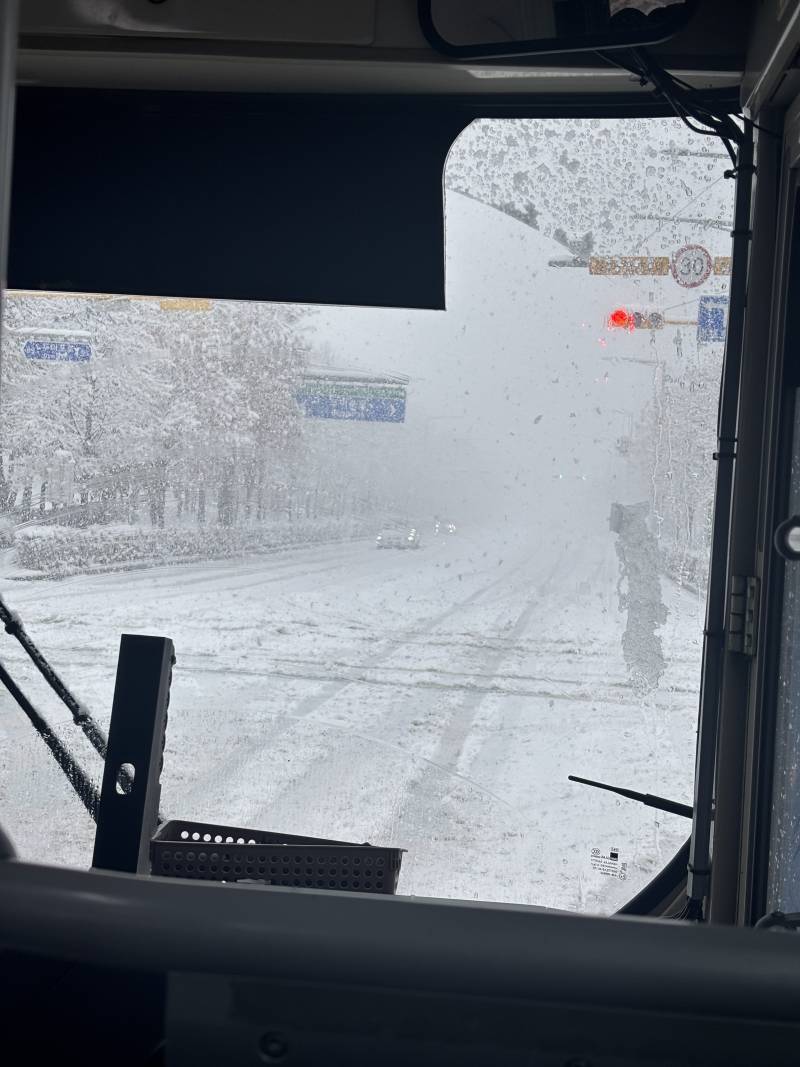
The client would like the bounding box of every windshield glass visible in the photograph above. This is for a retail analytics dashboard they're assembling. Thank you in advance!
[0,117,734,913]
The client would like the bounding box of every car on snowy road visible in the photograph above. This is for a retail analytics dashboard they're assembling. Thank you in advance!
[376,523,420,549]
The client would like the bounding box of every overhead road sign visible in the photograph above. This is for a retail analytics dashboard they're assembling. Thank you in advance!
[590,256,669,276]
[22,337,92,362]
[671,244,713,288]
[589,252,730,278]
[697,295,728,344]
[298,369,408,423]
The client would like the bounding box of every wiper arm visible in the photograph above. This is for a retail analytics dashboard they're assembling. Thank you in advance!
[568,774,693,820]
[0,593,147,810]
[0,593,109,758]
[0,657,99,820]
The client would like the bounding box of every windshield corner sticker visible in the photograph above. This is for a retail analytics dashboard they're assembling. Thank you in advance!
[591,846,628,880]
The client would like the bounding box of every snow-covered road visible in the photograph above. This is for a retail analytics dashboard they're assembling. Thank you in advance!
[0,519,705,913]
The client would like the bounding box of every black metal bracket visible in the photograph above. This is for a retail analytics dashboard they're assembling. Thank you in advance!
[92,635,175,874]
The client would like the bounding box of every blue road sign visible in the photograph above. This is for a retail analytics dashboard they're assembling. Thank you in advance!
[297,379,406,422]
[23,339,92,362]
[697,296,727,345]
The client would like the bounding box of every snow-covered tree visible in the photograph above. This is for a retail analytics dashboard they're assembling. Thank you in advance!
[1,294,313,527]
[635,327,722,589]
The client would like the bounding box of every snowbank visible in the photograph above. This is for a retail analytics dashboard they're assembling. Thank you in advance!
[15,518,373,576]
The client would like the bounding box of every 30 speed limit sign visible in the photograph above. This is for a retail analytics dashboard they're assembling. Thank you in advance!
[671,244,712,288]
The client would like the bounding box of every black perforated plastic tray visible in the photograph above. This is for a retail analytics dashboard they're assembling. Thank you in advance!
[151,819,403,894]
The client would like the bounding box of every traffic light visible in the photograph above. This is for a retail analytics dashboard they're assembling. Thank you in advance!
[607,307,664,330]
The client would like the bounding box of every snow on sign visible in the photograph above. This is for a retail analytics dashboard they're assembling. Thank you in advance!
[297,370,407,422]
[589,255,669,276]
[671,244,713,288]
[697,295,728,344]
[22,338,92,362]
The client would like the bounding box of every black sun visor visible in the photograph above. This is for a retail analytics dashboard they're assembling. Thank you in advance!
[9,89,469,309]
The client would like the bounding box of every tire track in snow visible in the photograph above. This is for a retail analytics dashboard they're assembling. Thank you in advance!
[361,550,610,900]
[263,555,535,725]
[0,552,526,796]
[1,649,647,711]
[180,558,533,817]
[226,555,566,846]
[0,544,384,755]
[402,555,563,784]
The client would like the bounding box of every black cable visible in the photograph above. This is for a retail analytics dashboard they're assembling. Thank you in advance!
[742,117,780,138]
[0,656,99,821]
[673,895,704,922]
[678,114,722,136]
[631,48,740,129]
[595,46,740,169]
[678,125,736,168]
[595,47,648,82]
[647,80,738,166]
[660,72,768,139]
[628,49,741,169]
[597,47,742,185]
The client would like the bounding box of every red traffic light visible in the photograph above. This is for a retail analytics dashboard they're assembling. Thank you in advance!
[607,307,664,330]
[608,307,634,330]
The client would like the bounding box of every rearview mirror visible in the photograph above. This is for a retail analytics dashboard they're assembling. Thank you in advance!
[420,0,698,59]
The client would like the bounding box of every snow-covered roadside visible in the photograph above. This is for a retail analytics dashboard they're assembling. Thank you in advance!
[6,533,373,581]
[13,516,375,577]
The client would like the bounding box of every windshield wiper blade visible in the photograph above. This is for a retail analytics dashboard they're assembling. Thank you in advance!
[568,774,693,820]
[0,592,108,756]
[0,593,146,810]
[0,656,99,820]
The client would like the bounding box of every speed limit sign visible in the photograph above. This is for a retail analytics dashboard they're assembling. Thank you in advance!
[671,244,712,288]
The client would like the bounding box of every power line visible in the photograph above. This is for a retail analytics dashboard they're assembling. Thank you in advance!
[632,213,732,232]
[662,297,701,313]
[635,173,728,252]
[659,148,730,159]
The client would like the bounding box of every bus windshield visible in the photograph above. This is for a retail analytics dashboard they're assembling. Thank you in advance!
[0,116,734,913]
